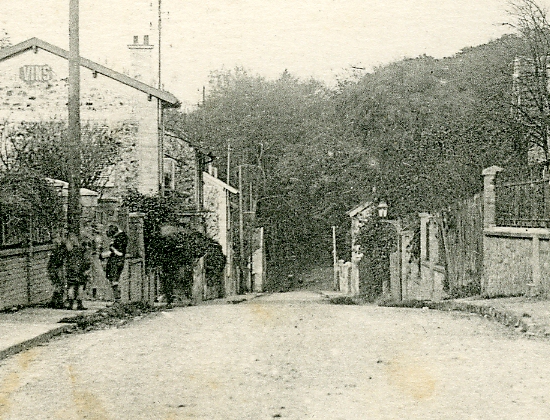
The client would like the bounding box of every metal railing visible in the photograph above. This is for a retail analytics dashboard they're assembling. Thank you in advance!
[496,178,550,228]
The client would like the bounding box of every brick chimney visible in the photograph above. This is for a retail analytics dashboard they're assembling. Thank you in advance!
[128,35,155,86]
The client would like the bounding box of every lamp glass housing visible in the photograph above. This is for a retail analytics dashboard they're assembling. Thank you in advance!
[377,201,388,218]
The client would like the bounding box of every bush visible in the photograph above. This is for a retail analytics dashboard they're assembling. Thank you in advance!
[355,218,398,299]
[122,191,226,290]
[0,170,63,246]
[449,281,481,299]
[329,296,359,305]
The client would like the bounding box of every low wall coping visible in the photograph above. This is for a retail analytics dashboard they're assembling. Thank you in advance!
[420,261,445,273]
[484,226,550,239]
[0,244,54,258]
[482,165,504,176]
[434,264,445,274]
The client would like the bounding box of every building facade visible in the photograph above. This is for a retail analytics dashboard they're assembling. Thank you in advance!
[0,37,180,197]
[203,168,239,295]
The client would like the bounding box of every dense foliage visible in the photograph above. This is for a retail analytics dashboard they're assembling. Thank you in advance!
[123,191,226,288]
[123,190,186,239]
[165,28,535,274]
[506,0,550,169]
[0,121,125,190]
[0,170,63,245]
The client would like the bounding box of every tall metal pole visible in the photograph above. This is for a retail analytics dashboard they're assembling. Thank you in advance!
[68,0,81,236]
[158,0,162,90]
[238,165,244,293]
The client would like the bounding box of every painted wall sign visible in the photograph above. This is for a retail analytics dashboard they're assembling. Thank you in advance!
[19,65,53,82]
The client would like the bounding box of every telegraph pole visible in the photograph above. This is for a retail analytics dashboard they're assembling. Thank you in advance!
[332,226,338,291]
[238,165,244,293]
[226,142,231,185]
[157,0,166,196]
[67,0,81,236]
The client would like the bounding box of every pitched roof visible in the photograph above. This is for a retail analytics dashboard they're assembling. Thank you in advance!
[0,38,180,108]
[164,131,215,158]
[203,172,239,194]
[347,201,374,218]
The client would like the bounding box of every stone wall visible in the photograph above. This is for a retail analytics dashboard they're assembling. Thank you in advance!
[481,166,550,297]
[483,233,532,296]
[0,47,161,196]
[164,136,198,209]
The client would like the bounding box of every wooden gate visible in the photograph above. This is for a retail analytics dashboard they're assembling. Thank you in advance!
[439,194,483,296]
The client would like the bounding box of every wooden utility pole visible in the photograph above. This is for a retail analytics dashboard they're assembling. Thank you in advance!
[238,165,244,293]
[158,0,162,90]
[67,0,81,236]
[226,142,231,185]
[157,0,164,196]
[332,226,338,291]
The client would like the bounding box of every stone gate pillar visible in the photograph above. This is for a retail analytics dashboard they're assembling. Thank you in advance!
[482,166,504,229]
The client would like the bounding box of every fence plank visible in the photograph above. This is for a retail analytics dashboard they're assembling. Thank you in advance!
[440,194,483,295]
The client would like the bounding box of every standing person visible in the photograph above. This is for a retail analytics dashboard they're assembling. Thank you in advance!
[101,224,128,304]
[47,236,68,309]
[65,234,92,310]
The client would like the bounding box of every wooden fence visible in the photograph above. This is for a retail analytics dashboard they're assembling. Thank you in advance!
[0,244,54,310]
[440,193,484,295]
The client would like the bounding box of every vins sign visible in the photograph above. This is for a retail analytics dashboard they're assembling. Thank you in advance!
[19,65,53,82]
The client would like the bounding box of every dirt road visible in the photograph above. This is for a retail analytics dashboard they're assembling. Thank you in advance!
[1,291,550,419]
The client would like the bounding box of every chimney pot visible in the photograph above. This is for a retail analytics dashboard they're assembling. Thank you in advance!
[143,35,149,45]
[133,35,139,44]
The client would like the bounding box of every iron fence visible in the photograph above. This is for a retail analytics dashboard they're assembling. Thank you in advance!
[496,178,550,228]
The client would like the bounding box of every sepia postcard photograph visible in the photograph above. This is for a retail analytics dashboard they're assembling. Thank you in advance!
[0,0,549,418]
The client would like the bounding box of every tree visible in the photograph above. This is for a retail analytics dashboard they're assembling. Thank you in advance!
[507,0,550,168]
[334,37,524,216]
[166,69,356,270]
[0,120,125,190]
[0,169,64,246]
[165,35,528,278]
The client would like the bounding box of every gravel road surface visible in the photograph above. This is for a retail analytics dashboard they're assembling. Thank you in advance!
[1,291,549,419]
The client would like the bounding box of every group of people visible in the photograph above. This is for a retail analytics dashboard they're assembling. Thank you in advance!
[47,224,128,310]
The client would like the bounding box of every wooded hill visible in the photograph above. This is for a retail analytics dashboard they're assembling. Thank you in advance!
[166,34,528,270]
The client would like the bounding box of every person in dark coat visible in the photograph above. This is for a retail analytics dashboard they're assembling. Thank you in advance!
[101,224,128,304]
[66,234,92,310]
[47,236,68,309]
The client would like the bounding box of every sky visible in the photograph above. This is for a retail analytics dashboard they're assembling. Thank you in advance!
[1,0,522,108]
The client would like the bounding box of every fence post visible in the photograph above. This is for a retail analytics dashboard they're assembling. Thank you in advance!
[482,166,504,229]
[26,217,34,305]
[192,256,206,303]
[128,212,145,302]
[531,235,541,296]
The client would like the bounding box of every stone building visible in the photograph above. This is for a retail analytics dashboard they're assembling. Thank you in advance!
[0,37,241,304]
[0,37,180,198]
[203,166,239,295]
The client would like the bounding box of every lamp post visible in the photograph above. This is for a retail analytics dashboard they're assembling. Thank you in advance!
[376,200,402,300]
[377,201,388,219]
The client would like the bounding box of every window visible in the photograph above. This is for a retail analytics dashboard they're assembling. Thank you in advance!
[164,157,176,191]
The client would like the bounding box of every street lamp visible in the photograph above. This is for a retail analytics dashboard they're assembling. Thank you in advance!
[375,200,403,301]
[377,201,388,218]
